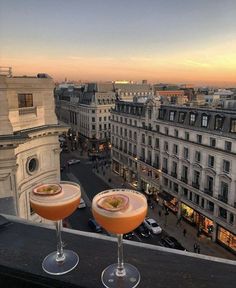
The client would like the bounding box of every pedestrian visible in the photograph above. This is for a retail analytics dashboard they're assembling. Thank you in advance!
[183,228,187,237]
[158,210,162,217]
[176,216,182,226]
[193,243,198,253]
[197,244,201,254]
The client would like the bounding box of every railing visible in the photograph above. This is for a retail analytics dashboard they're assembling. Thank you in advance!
[204,188,213,196]
[218,195,228,204]
[181,177,188,184]
[192,182,200,189]
[162,168,168,174]
[171,172,177,178]
[19,106,37,115]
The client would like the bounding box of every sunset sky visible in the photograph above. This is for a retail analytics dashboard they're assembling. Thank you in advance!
[0,0,236,86]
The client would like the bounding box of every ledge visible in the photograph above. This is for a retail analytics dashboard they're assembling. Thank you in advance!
[0,216,235,288]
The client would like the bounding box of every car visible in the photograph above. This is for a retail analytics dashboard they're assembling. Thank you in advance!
[88,218,102,233]
[62,147,69,153]
[123,232,134,240]
[135,223,151,238]
[160,236,187,251]
[67,159,81,165]
[144,218,162,234]
[78,198,86,209]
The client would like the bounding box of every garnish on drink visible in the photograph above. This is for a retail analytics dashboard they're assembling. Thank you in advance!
[33,184,62,196]
[97,194,129,211]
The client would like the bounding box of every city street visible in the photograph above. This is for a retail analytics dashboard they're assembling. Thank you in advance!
[60,150,166,247]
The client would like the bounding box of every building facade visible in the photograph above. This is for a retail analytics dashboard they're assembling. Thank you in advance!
[0,70,66,221]
[110,97,236,254]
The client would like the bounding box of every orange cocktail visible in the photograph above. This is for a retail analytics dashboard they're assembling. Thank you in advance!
[92,189,147,234]
[30,182,81,221]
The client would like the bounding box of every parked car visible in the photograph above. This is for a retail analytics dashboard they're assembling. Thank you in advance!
[67,159,81,165]
[123,232,134,240]
[78,198,86,209]
[88,218,102,233]
[144,217,162,234]
[135,223,151,238]
[160,236,187,251]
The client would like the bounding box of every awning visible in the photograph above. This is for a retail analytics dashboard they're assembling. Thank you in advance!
[158,191,174,202]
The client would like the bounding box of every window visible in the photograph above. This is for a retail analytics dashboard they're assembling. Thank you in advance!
[155,138,159,149]
[92,117,95,122]
[219,207,227,219]
[156,125,160,132]
[165,127,169,135]
[129,130,132,139]
[148,136,152,146]
[92,110,95,113]
[99,124,102,131]
[208,155,214,168]
[27,157,38,174]
[185,132,189,140]
[142,134,145,144]
[223,160,230,173]
[182,166,188,179]
[220,182,228,201]
[193,170,200,186]
[169,111,175,121]
[92,125,96,130]
[201,114,209,127]
[183,147,189,159]
[173,144,178,155]
[163,158,168,170]
[179,112,186,123]
[215,116,224,130]
[159,109,166,119]
[99,117,102,121]
[174,129,179,137]
[210,138,216,147]
[195,151,201,162]
[104,116,107,121]
[164,141,169,151]
[189,113,196,125]
[18,93,33,108]
[206,176,213,193]
[196,134,202,144]
[225,141,232,152]
[230,119,236,132]
[134,132,137,140]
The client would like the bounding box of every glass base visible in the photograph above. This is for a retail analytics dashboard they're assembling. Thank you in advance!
[101,263,140,288]
[42,249,79,275]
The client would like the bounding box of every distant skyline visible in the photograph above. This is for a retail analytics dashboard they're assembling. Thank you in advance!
[0,0,236,86]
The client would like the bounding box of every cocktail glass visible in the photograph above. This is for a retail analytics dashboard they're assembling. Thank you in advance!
[30,181,81,275]
[92,189,147,288]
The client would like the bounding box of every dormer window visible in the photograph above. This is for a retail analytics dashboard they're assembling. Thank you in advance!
[215,115,224,130]
[189,113,196,125]
[201,114,208,128]
[178,112,186,123]
[169,111,175,121]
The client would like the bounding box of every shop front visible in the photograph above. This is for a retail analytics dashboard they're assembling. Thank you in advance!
[217,226,236,254]
[181,203,214,237]
[112,159,120,175]
[158,191,178,213]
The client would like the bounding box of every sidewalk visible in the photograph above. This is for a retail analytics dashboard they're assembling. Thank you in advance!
[93,165,236,261]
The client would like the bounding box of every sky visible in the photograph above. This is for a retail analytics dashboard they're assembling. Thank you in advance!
[0,0,236,86]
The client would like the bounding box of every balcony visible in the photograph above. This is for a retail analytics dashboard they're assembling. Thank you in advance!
[0,215,235,288]
[204,188,213,197]
[181,177,188,184]
[171,172,177,178]
[162,168,168,174]
[192,182,200,189]
[218,195,228,204]
[19,106,37,115]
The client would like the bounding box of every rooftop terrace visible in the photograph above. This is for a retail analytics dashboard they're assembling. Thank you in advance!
[0,215,235,288]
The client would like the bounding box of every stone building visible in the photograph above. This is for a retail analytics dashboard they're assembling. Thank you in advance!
[0,70,66,221]
[110,96,236,253]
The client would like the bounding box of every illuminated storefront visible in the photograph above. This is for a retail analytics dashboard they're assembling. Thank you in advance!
[217,226,236,253]
[181,203,214,237]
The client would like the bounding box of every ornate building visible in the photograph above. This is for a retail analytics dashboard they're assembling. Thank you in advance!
[111,96,236,254]
[0,70,66,221]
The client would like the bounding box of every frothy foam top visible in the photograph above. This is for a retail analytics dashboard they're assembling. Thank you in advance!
[30,183,81,206]
[92,189,147,218]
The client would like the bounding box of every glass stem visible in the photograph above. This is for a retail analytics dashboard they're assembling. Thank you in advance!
[116,234,126,277]
[56,220,65,262]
